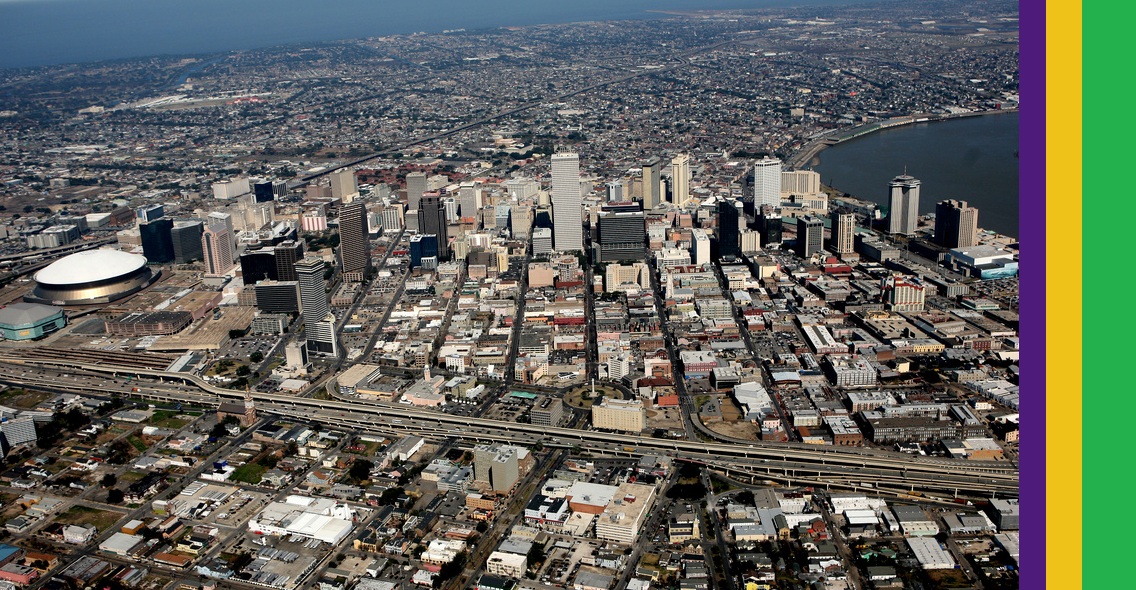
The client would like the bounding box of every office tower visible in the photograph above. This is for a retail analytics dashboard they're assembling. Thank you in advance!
[274,240,303,282]
[741,230,761,254]
[409,234,439,268]
[255,280,301,314]
[137,204,164,222]
[795,215,825,258]
[458,182,482,218]
[495,204,511,234]
[285,341,309,369]
[641,157,662,209]
[888,174,921,235]
[512,204,533,240]
[474,444,522,493]
[405,210,420,234]
[338,201,371,281]
[171,220,204,264]
[532,227,553,256]
[594,211,646,262]
[139,218,175,264]
[670,154,690,205]
[254,180,287,203]
[380,203,404,235]
[419,193,449,261]
[301,205,328,232]
[443,197,459,224]
[606,181,624,202]
[551,152,583,252]
[717,200,742,260]
[330,169,358,201]
[296,257,337,355]
[406,172,427,212]
[212,177,251,200]
[207,212,236,256]
[753,156,782,208]
[691,229,710,266]
[427,174,449,191]
[240,249,278,284]
[758,205,783,246]
[934,199,979,248]
[202,222,235,276]
[832,208,856,255]
[781,170,821,196]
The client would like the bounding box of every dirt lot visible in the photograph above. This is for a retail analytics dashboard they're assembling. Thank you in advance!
[54,505,126,531]
[0,387,51,410]
[701,417,760,441]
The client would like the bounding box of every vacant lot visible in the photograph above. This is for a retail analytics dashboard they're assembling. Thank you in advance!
[55,505,125,531]
[0,388,51,410]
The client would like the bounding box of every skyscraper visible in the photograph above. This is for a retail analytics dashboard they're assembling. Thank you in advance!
[419,193,449,261]
[934,199,979,248]
[795,215,824,258]
[717,200,742,260]
[330,168,358,201]
[832,208,856,255]
[296,257,337,355]
[254,180,288,203]
[137,204,165,222]
[458,181,482,218]
[139,218,174,264]
[641,157,662,210]
[753,157,782,208]
[888,175,921,236]
[171,220,204,264]
[670,154,690,205]
[406,172,427,212]
[337,200,371,281]
[758,205,783,247]
[605,181,624,202]
[594,211,646,262]
[551,152,583,252]
[202,221,234,276]
[274,240,304,282]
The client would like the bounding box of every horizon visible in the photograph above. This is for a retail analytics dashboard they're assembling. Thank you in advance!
[0,0,868,70]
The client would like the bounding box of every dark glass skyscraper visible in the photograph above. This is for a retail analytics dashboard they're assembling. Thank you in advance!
[717,200,742,260]
[170,220,204,264]
[419,194,449,261]
[758,205,783,247]
[139,218,174,263]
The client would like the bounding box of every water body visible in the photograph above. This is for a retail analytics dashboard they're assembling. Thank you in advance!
[0,0,858,70]
[812,112,1020,238]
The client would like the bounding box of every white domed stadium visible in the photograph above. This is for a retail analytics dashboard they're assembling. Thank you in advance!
[26,249,160,306]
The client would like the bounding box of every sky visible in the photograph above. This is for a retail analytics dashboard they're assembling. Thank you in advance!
[0,0,862,69]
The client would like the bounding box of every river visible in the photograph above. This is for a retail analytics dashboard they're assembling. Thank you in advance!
[811,111,1019,238]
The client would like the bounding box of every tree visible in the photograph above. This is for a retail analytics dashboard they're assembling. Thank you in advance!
[101,473,117,488]
[107,489,124,504]
[250,351,264,363]
[236,365,251,377]
[349,459,374,483]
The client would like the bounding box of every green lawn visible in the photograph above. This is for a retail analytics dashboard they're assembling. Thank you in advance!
[230,463,267,484]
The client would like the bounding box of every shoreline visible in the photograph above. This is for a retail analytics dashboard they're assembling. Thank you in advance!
[784,108,1019,171]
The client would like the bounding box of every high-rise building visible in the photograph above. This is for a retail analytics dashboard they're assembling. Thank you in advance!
[380,203,404,235]
[274,240,304,282]
[137,204,164,222]
[758,205,783,247]
[458,182,482,218]
[605,181,624,202]
[781,170,821,196]
[330,168,358,201]
[551,152,582,252]
[641,157,662,209]
[406,172,427,212]
[409,234,439,268]
[202,221,234,276]
[753,157,782,208]
[832,208,856,255]
[240,249,278,284]
[717,200,742,260]
[171,220,204,264]
[934,199,979,248]
[419,193,449,261]
[505,177,539,200]
[888,175,921,236]
[691,229,710,266]
[594,211,646,262]
[795,215,825,258]
[338,201,371,281]
[296,257,337,355]
[532,227,553,256]
[139,218,174,264]
[741,230,761,254]
[254,280,301,314]
[670,154,690,205]
[254,180,288,203]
